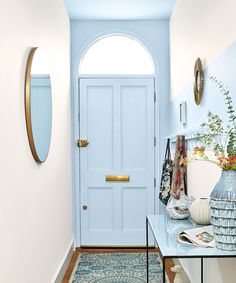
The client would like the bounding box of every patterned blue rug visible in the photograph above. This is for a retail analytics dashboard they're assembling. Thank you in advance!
[69,252,163,283]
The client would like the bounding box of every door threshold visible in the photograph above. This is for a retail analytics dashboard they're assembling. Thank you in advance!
[77,246,155,250]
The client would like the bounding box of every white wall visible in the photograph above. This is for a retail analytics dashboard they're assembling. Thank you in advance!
[170,1,236,282]
[170,0,236,99]
[0,1,72,282]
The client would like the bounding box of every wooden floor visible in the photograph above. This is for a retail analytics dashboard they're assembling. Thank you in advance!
[62,248,175,283]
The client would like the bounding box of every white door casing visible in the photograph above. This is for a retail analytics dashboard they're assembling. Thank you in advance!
[79,77,155,246]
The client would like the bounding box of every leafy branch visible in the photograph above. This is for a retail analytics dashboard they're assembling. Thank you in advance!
[197,76,236,157]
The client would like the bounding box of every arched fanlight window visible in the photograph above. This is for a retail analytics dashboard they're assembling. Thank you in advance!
[79,35,154,74]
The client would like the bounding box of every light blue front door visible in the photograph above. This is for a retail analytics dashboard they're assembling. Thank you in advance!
[79,77,155,246]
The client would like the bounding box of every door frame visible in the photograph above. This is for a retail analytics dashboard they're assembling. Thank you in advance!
[74,75,157,247]
[71,31,162,247]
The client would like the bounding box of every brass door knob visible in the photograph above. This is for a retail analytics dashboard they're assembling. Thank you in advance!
[82,205,88,210]
[77,140,89,147]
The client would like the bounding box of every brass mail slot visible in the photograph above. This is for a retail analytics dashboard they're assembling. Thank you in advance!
[106,175,130,182]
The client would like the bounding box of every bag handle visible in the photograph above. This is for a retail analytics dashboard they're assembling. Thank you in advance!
[164,138,171,160]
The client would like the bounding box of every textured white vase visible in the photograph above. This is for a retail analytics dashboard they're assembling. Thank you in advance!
[190,198,211,225]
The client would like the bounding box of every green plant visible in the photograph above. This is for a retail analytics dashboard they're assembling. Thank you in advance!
[185,77,236,170]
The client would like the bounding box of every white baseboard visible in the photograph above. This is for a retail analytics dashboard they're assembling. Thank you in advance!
[53,240,75,283]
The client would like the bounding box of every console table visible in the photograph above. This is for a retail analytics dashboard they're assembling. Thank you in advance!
[146,215,236,283]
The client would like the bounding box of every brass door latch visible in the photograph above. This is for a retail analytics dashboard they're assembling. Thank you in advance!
[77,140,89,147]
[106,175,130,182]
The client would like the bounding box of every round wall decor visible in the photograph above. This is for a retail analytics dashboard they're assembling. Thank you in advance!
[193,58,204,105]
[25,47,52,163]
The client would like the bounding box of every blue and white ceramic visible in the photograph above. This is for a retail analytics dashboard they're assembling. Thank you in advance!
[210,170,236,251]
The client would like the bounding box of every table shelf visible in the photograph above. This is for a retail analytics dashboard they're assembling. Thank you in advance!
[146,215,236,283]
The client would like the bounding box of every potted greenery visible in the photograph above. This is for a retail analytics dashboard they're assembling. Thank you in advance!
[184,77,236,250]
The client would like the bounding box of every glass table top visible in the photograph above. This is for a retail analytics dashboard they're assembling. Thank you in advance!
[147,215,236,257]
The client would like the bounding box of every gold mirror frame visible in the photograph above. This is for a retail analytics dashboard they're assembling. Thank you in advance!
[25,47,52,163]
[193,58,204,105]
[25,47,40,162]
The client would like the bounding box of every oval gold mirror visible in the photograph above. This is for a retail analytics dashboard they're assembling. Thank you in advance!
[193,58,204,105]
[25,47,52,163]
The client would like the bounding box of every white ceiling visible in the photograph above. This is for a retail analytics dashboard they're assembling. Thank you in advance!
[64,0,176,20]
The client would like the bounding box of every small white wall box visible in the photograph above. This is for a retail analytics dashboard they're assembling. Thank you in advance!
[179,101,187,125]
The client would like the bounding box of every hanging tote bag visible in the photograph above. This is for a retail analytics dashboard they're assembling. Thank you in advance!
[171,135,187,199]
[159,139,174,205]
